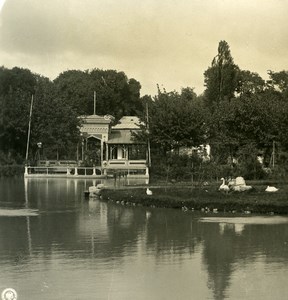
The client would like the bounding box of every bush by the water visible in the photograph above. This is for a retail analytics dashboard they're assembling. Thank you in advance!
[148,151,287,184]
[0,151,24,177]
[0,165,24,177]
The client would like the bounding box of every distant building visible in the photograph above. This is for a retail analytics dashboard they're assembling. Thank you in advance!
[179,144,211,161]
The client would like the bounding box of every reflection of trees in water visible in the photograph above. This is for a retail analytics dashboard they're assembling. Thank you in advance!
[1,195,288,300]
[0,212,84,268]
[201,223,236,300]
[105,205,145,255]
[0,218,32,265]
[144,210,198,263]
[200,221,288,300]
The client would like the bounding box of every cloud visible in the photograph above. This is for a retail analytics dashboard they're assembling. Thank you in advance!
[1,0,288,96]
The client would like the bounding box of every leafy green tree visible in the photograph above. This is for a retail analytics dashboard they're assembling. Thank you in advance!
[54,69,142,121]
[180,87,197,101]
[31,76,80,161]
[0,67,37,162]
[204,40,240,109]
[267,70,288,92]
[237,70,266,96]
[204,98,237,164]
[277,102,288,151]
[0,67,82,163]
[89,69,142,120]
[267,70,288,99]
[210,91,283,165]
[53,70,94,115]
[142,88,207,154]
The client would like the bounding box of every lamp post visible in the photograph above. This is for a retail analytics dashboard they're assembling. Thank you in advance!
[37,142,42,161]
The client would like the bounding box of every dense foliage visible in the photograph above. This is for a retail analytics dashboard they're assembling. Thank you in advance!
[1,40,288,179]
[0,67,142,169]
[141,41,288,181]
[139,87,207,153]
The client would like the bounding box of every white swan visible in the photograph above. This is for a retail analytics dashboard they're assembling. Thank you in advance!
[228,178,236,188]
[233,185,252,192]
[265,186,279,192]
[146,188,153,195]
[229,176,252,192]
[219,178,230,193]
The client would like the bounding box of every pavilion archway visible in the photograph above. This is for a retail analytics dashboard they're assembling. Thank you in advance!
[83,136,101,166]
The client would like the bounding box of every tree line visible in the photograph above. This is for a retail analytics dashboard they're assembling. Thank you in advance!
[1,40,288,179]
[0,68,142,167]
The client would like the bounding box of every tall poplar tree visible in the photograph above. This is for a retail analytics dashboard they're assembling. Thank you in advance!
[204,40,240,109]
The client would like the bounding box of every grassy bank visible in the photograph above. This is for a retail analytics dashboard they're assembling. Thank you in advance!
[101,182,288,214]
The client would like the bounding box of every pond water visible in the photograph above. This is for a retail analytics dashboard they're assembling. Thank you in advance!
[0,177,288,300]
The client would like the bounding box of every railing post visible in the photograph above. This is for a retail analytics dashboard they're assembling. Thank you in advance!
[93,167,96,176]
[24,165,28,176]
[74,167,78,176]
[145,166,149,176]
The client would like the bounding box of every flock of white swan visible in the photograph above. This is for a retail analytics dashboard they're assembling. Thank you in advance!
[219,176,279,193]
[88,177,278,199]
[146,177,278,196]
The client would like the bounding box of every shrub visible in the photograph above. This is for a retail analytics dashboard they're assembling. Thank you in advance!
[0,165,24,177]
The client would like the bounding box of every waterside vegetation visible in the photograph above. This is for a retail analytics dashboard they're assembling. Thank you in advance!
[101,181,288,215]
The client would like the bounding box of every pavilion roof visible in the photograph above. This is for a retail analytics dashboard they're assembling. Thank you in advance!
[79,114,114,124]
[107,130,144,144]
[112,116,142,130]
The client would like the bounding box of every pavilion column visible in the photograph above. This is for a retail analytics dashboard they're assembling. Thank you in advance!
[101,140,103,164]
[106,144,109,161]
[81,139,84,161]
[76,143,79,162]
[103,143,108,176]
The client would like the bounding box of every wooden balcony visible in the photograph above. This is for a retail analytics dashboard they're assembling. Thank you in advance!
[105,159,147,169]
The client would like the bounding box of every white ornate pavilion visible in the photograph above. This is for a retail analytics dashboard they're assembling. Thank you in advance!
[24,114,149,178]
[79,114,148,177]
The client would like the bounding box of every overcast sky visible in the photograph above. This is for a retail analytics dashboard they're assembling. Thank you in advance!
[0,0,287,96]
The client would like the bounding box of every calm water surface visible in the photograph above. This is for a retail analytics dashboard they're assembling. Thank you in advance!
[0,177,288,300]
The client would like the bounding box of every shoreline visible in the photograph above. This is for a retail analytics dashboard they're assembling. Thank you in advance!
[101,184,288,215]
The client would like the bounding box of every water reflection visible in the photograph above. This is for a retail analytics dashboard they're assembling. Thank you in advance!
[0,178,287,299]
[200,216,288,300]
[219,221,260,236]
